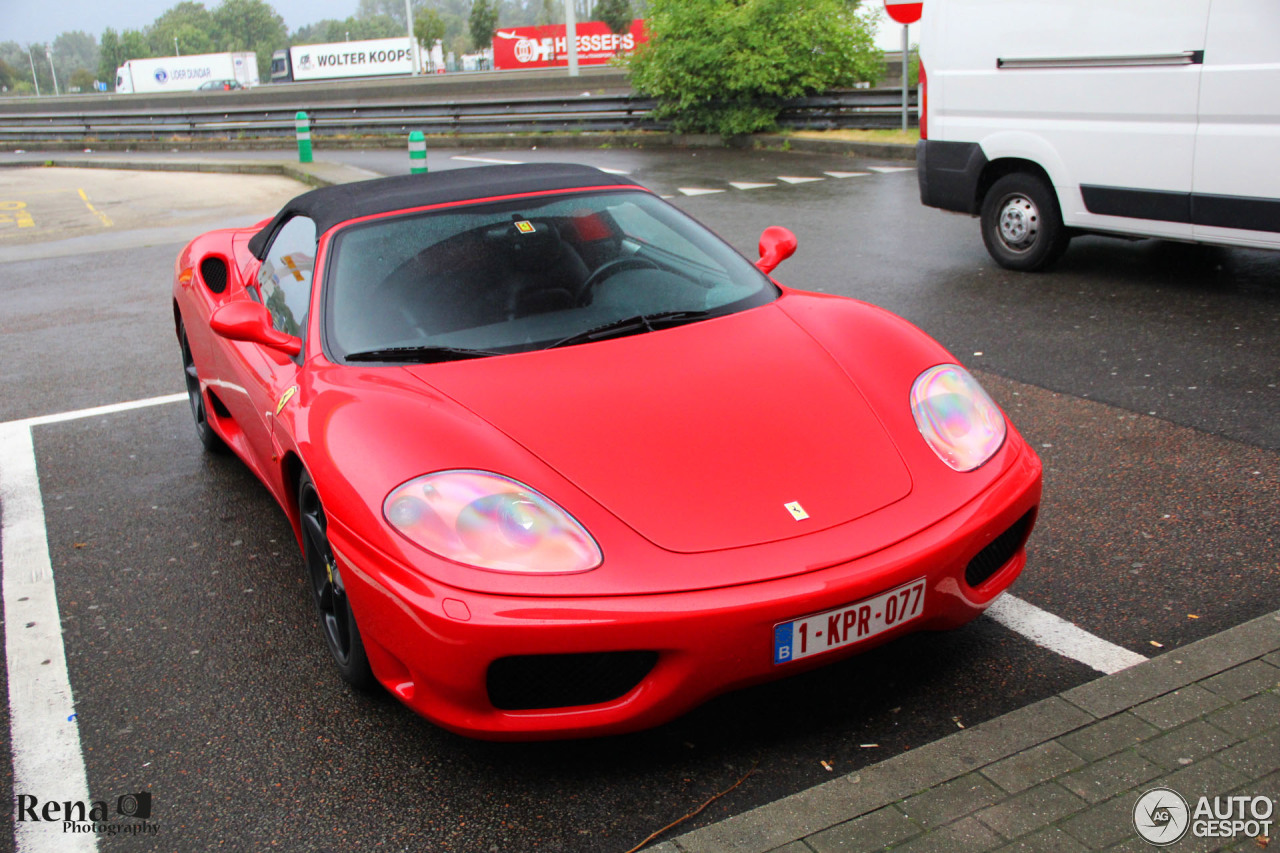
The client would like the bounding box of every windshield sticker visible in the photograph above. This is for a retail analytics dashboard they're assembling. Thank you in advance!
[282,254,305,281]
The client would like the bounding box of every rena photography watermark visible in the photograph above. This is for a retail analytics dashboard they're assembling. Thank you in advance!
[14,790,159,837]
[1133,786,1274,847]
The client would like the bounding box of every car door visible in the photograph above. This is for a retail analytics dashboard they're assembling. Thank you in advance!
[1191,0,1280,247]
[217,215,317,483]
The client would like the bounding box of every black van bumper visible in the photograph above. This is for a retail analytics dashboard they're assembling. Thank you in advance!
[917,140,988,215]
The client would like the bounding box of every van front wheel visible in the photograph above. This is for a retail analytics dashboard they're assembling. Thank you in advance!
[980,173,1069,271]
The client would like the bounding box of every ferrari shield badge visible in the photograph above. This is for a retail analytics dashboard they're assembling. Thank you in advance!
[514,220,536,234]
[276,385,298,415]
[785,501,809,521]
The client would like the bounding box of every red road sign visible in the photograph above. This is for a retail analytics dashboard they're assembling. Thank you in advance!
[884,0,923,24]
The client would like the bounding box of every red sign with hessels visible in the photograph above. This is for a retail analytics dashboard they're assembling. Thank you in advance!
[492,19,648,70]
[884,0,923,24]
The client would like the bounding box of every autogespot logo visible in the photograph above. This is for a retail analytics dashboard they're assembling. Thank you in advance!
[1134,787,1190,845]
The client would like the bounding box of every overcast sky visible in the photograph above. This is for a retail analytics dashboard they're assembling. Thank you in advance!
[2,0,363,45]
[2,0,906,51]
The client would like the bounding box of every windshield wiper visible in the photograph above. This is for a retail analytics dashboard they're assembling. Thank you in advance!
[344,345,503,363]
[548,309,715,349]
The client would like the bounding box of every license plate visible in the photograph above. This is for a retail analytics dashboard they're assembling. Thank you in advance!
[773,578,927,664]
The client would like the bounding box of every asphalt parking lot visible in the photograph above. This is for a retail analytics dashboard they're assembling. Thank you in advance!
[1,147,1277,852]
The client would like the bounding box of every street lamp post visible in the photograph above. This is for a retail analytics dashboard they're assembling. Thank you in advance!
[563,0,579,77]
[27,45,41,97]
[404,0,420,74]
[174,37,180,56]
[47,46,59,96]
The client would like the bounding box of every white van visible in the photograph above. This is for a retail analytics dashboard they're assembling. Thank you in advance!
[916,0,1280,270]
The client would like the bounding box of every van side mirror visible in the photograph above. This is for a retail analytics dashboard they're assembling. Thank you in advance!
[210,301,302,356]
[755,226,798,274]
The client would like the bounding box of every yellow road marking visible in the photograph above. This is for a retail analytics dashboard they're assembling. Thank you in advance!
[0,201,35,229]
[77,189,113,228]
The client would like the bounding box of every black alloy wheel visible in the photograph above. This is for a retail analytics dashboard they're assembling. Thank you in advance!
[178,319,224,452]
[298,471,377,690]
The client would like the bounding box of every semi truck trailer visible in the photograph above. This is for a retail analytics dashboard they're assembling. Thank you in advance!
[114,52,259,94]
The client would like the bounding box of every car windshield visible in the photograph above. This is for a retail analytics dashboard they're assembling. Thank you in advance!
[322,189,778,361]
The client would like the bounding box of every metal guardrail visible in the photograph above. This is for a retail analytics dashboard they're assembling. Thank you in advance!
[0,90,917,141]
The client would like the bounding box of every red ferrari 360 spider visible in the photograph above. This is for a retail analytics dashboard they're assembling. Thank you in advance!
[173,163,1041,740]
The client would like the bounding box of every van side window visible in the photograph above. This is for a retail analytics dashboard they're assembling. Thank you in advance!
[257,216,317,338]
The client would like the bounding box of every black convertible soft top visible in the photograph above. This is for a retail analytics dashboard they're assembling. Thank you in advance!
[247,162,645,259]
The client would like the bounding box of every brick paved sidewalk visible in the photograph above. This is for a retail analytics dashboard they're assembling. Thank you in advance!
[654,609,1280,853]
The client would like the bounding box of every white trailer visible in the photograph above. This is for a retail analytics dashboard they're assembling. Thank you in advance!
[114,52,259,94]
[271,37,419,83]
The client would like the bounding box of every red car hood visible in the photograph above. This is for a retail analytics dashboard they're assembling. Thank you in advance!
[405,305,912,554]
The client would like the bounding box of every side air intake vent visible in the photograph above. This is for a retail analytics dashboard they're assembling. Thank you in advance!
[199,256,228,294]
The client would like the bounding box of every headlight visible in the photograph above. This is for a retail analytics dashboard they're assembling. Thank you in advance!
[383,470,602,574]
[910,365,1007,472]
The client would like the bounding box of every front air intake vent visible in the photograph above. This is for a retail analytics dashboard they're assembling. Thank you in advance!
[965,509,1035,588]
[487,651,658,711]
[199,256,228,294]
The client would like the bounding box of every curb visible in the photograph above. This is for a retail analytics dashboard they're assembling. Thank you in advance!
[653,608,1280,853]
[0,156,379,189]
[754,135,918,163]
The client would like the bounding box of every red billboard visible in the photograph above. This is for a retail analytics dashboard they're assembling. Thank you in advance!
[492,20,648,70]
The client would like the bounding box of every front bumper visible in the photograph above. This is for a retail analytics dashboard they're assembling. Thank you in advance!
[330,449,1041,741]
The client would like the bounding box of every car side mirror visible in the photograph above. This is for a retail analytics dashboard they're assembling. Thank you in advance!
[755,226,797,274]
[210,301,302,356]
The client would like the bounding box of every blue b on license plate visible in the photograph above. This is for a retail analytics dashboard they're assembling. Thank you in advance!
[773,578,926,664]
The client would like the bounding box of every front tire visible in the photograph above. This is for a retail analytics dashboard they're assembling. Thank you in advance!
[178,319,224,452]
[298,471,377,691]
[980,172,1070,271]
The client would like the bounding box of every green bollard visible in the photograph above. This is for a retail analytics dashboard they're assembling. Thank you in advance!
[295,111,313,164]
[408,131,427,174]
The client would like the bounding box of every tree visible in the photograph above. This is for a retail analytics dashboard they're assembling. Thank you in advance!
[415,8,447,47]
[98,29,122,83]
[18,42,57,93]
[51,32,99,85]
[0,58,15,93]
[469,0,498,50]
[629,0,883,137]
[212,0,286,79]
[291,15,402,45]
[0,42,32,86]
[592,0,632,34]
[357,0,409,28]
[150,3,217,56]
[119,30,152,62]
[69,67,96,91]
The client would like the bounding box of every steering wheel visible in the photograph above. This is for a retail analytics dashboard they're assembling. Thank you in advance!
[578,257,660,304]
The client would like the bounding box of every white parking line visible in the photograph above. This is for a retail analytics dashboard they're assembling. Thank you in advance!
[867,166,915,174]
[677,187,726,196]
[451,155,525,165]
[825,171,870,178]
[1,393,184,853]
[14,393,188,429]
[1,423,96,853]
[729,181,776,190]
[987,594,1148,674]
[777,176,825,184]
